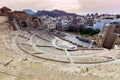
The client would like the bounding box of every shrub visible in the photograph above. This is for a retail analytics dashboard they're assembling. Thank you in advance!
[89,29,100,35]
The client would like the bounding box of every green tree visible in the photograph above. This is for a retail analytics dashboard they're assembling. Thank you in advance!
[81,28,93,34]
[89,29,100,35]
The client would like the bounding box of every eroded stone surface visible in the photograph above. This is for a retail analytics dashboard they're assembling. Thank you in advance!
[0,22,120,80]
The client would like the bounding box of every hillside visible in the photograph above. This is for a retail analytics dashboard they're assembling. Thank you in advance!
[24,9,78,17]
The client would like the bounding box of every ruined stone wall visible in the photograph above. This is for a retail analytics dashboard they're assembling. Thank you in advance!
[0,15,13,32]
[114,25,120,34]
[0,16,8,24]
[13,13,36,28]
[102,24,119,49]
[0,23,11,34]
[1,12,47,30]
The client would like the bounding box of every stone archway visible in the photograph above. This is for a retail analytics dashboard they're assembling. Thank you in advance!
[21,21,27,27]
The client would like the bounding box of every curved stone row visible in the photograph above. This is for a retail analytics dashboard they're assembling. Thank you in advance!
[12,30,120,65]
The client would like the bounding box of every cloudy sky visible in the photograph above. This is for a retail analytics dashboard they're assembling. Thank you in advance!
[0,0,120,14]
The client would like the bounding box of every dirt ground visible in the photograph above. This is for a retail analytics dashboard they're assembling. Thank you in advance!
[0,50,119,80]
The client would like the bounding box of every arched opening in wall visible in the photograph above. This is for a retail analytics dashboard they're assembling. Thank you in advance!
[21,21,27,27]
